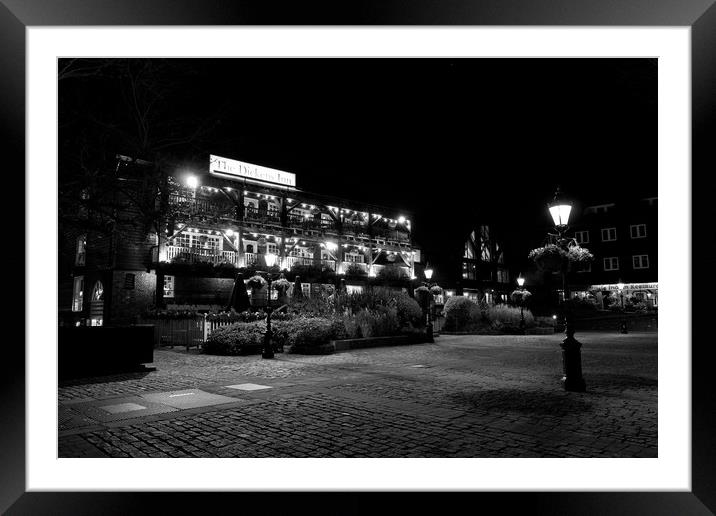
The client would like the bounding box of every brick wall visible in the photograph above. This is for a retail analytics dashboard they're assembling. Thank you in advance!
[171,276,235,306]
[109,270,156,325]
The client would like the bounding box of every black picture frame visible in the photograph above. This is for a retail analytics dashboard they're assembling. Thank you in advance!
[4,1,713,514]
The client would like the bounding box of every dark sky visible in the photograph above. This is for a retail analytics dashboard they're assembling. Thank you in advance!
[60,58,657,269]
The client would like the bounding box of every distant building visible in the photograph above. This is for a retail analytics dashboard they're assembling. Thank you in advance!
[438,224,513,305]
[59,154,420,326]
[567,196,658,308]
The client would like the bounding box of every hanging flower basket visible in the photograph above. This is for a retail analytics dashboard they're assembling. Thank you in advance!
[510,289,532,304]
[247,275,267,290]
[528,244,566,272]
[429,285,443,296]
[272,278,291,292]
[565,245,594,271]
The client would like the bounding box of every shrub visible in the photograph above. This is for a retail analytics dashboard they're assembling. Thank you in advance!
[273,317,346,353]
[443,296,482,331]
[351,308,401,338]
[288,296,335,317]
[203,321,267,355]
[485,304,535,332]
[335,286,422,329]
[376,265,408,282]
[345,263,368,277]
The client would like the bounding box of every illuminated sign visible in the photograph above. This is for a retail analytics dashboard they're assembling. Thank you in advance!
[590,282,658,291]
[209,155,296,187]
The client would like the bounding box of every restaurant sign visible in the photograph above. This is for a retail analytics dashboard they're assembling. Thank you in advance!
[210,154,296,187]
[590,282,658,291]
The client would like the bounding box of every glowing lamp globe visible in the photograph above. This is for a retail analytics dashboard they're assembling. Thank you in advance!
[617,282,625,291]
[424,268,434,280]
[548,188,572,228]
[264,253,277,267]
[517,276,525,287]
[186,175,199,189]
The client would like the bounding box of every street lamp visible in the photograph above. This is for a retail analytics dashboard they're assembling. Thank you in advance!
[547,188,586,392]
[617,280,628,334]
[423,267,435,343]
[258,252,278,359]
[517,274,526,335]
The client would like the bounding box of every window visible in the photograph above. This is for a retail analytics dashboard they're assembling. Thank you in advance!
[72,276,84,312]
[601,228,617,241]
[603,257,619,271]
[301,283,311,298]
[577,262,592,273]
[346,285,363,295]
[632,255,649,269]
[267,243,278,255]
[575,230,589,244]
[174,231,220,250]
[164,275,175,298]
[245,244,255,254]
[75,234,87,265]
[462,262,477,280]
[630,224,647,239]
[345,253,364,263]
[497,269,509,283]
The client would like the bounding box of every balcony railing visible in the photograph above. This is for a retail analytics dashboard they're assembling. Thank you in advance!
[341,261,368,274]
[244,206,281,224]
[287,213,337,232]
[169,194,231,218]
[284,256,336,271]
[165,245,239,266]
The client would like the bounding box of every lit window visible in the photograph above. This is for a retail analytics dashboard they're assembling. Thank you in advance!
[577,263,592,273]
[164,275,175,298]
[75,234,87,265]
[462,262,477,280]
[497,269,509,283]
[346,285,363,295]
[301,283,311,298]
[632,255,649,269]
[630,224,647,239]
[72,276,84,312]
[575,231,589,244]
[603,257,619,271]
[267,243,278,255]
[601,228,617,241]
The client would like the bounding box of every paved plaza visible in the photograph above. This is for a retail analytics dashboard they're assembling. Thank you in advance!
[58,332,657,458]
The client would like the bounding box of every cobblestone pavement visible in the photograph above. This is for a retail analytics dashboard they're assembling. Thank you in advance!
[58,332,657,458]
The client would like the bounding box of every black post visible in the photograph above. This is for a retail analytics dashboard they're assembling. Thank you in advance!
[519,302,526,334]
[558,235,586,392]
[262,274,274,359]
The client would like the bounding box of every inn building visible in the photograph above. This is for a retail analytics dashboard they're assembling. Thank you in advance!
[60,154,420,326]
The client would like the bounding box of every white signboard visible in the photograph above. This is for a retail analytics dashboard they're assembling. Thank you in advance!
[209,154,296,187]
[590,282,658,291]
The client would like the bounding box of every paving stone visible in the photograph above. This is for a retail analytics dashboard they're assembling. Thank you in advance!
[140,389,239,409]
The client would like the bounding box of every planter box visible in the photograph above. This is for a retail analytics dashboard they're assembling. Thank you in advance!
[526,327,556,335]
[285,334,429,355]
[59,325,155,380]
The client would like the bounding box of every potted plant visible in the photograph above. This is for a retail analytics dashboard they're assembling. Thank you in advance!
[247,275,267,306]
[565,244,594,271]
[272,276,292,305]
[528,244,565,272]
[510,289,532,304]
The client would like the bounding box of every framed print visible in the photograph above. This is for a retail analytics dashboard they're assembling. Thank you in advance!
[4,0,714,513]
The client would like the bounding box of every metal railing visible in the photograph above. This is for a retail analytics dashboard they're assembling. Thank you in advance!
[165,245,239,266]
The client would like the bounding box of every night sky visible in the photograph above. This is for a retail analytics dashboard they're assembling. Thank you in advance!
[60,58,657,272]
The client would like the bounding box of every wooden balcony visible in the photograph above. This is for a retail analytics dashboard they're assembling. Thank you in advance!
[168,194,233,219]
[164,245,239,267]
[284,256,336,271]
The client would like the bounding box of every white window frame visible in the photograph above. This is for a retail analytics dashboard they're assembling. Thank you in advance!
[601,228,617,241]
[630,224,647,239]
[574,230,589,244]
[75,234,87,266]
[164,275,175,298]
[345,252,364,264]
[301,282,311,298]
[632,255,650,269]
[603,257,620,271]
[267,243,278,255]
[72,275,84,312]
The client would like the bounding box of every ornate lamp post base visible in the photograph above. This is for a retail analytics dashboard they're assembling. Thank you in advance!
[560,335,586,392]
[426,317,434,343]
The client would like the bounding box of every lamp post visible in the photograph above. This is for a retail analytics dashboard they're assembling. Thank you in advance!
[424,267,434,343]
[617,281,628,334]
[547,188,586,392]
[517,274,526,335]
[259,252,278,359]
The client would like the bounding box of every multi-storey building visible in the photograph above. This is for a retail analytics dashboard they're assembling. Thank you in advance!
[567,196,658,308]
[61,154,419,326]
[436,224,513,305]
